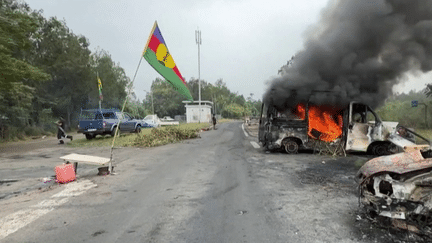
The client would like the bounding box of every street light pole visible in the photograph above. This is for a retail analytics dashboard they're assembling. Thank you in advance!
[195,28,202,123]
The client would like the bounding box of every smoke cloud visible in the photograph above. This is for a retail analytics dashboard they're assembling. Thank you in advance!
[264,0,432,111]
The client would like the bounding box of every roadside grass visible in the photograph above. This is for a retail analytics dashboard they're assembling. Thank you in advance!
[0,126,55,143]
[68,122,211,148]
[218,118,233,123]
[414,129,432,143]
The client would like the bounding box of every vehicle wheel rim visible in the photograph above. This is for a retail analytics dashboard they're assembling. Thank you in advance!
[374,144,387,156]
[388,144,397,154]
[285,141,299,154]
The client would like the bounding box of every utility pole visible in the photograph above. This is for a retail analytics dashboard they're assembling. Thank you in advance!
[195,28,202,123]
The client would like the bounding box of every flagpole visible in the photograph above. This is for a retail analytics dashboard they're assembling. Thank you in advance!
[143,21,158,56]
[109,56,143,174]
[97,72,102,111]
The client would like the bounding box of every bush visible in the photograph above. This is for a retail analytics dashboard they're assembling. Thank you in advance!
[0,124,55,143]
[24,126,44,137]
[0,126,25,142]
[133,126,199,147]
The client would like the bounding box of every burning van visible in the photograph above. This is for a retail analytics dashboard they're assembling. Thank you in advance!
[258,100,427,155]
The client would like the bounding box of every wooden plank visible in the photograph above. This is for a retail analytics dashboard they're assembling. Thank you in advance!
[60,153,110,165]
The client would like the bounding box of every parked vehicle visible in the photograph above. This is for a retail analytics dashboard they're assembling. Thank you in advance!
[78,109,144,139]
[161,116,175,121]
[258,100,429,155]
[160,116,179,126]
[142,114,161,128]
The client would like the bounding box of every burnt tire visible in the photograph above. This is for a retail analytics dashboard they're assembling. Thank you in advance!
[284,139,299,154]
[373,143,390,156]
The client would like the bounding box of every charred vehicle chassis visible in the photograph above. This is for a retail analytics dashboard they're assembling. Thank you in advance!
[358,150,432,234]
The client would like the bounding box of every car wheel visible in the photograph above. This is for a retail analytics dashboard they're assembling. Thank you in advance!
[284,139,299,154]
[135,126,141,133]
[373,143,389,156]
[388,143,397,154]
[111,127,117,137]
[85,134,94,140]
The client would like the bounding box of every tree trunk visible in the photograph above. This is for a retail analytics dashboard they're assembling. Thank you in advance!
[67,106,71,132]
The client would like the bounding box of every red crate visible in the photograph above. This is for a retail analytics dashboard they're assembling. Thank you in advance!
[55,164,76,183]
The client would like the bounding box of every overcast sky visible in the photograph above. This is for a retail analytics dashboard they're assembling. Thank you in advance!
[24,0,432,102]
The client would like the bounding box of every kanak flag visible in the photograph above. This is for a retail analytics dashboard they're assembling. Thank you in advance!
[143,21,193,101]
[97,76,103,101]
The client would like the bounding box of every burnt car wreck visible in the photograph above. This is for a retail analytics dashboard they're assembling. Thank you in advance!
[358,149,432,234]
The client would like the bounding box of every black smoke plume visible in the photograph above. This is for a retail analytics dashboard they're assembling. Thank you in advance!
[264,0,432,111]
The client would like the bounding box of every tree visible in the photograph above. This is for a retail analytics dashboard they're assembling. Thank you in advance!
[87,49,129,110]
[147,78,186,117]
[222,103,245,118]
[0,0,50,128]
[0,1,132,140]
[28,16,93,127]
[375,90,431,128]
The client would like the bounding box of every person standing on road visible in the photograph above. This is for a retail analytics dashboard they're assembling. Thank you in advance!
[56,117,73,144]
[212,114,217,130]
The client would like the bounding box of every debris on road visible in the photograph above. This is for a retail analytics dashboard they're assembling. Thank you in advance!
[357,150,432,236]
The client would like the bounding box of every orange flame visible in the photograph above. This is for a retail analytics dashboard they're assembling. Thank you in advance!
[295,104,343,142]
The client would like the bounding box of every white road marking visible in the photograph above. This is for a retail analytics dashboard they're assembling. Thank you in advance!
[31,198,70,208]
[52,179,96,197]
[0,179,96,240]
[241,123,249,137]
[250,141,260,149]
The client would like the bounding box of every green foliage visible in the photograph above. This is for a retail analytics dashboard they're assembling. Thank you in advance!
[414,128,432,143]
[87,49,130,109]
[68,123,211,148]
[29,15,95,127]
[244,94,262,117]
[222,103,245,118]
[375,90,431,128]
[0,125,24,141]
[147,78,185,117]
[0,1,131,141]
[23,126,47,136]
[124,98,146,118]
[133,126,199,147]
[146,77,260,119]
[0,1,50,91]
[0,0,50,138]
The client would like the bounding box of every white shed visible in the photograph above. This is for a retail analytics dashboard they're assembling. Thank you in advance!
[182,101,213,123]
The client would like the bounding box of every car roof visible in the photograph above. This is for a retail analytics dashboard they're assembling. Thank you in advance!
[83,109,120,112]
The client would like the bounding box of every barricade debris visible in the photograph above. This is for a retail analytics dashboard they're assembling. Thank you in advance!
[358,150,432,236]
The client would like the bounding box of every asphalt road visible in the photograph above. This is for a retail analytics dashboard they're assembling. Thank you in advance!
[0,122,404,242]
